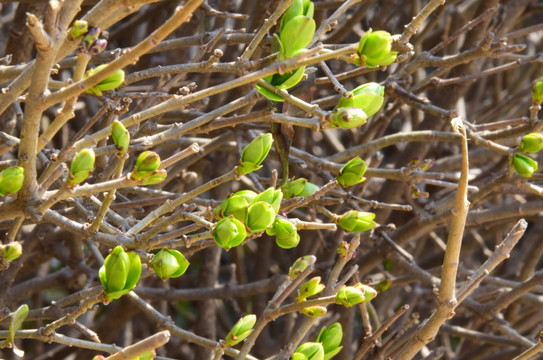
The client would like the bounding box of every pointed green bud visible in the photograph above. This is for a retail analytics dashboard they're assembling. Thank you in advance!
[293,353,309,360]
[246,201,276,233]
[67,148,95,186]
[328,107,368,129]
[142,169,167,185]
[266,216,300,249]
[236,133,273,175]
[212,216,247,250]
[355,29,398,68]
[215,190,257,221]
[295,342,325,360]
[337,211,376,233]
[68,20,88,40]
[282,178,318,199]
[0,166,24,196]
[299,181,319,197]
[131,151,161,180]
[253,187,283,213]
[511,153,538,178]
[257,62,307,101]
[280,0,314,33]
[99,246,142,300]
[533,76,543,104]
[519,133,543,153]
[336,82,385,118]
[335,284,377,307]
[225,314,257,347]
[111,120,130,156]
[301,305,327,318]
[2,304,28,356]
[316,323,343,360]
[374,278,391,292]
[336,157,367,187]
[151,248,189,281]
[84,64,125,96]
[298,276,325,302]
[1,241,22,261]
[289,255,316,279]
[280,15,315,58]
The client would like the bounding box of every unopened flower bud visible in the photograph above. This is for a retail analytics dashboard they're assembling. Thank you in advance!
[99,246,142,300]
[246,201,276,233]
[111,120,130,156]
[533,76,543,104]
[68,20,88,40]
[294,342,325,360]
[519,133,543,153]
[336,157,367,187]
[215,190,257,221]
[151,248,189,281]
[511,153,538,178]
[212,216,247,250]
[301,306,327,318]
[298,276,325,302]
[335,284,377,307]
[282,178,318,199]
[142,169,167,186]
[280,0,314,32]
[289,255,316,279]
[89,38,107,55]
[337,210,376,233]
[266,216,300,249]
[131,151,161,180]
[85,64,125,96]
[328,107,368,129]
[0,166,24,196]
[253,187,283,213]
[236,133,273,176]
[1,242,22,261]
[354,29,398,68]
[316,323,343,360]
[335,82,385,118]
[78,26,100,53]
[279,14,315,58]
[224,314,256,347]
[67,148,95,186]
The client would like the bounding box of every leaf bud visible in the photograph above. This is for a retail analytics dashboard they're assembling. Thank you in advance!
[99,246,142,300]
[294,342,325,360]
[282,178,318,199]
[151,248,189,281]
[336,157,367,187]
[0,166,24,196]
[511,153,538,178]
[279,15,315,58]
[85,64,125,96]
[301,305,327,318]
[212,216,247,250]
[316,323,343,360]
[266,216,300,249]
[224,314,256,347]
[354,29,398,68]
[68,20,88,40]
[215,190,257,221]
[67,148,95,186]
[328,107,368,129]
[111,120,130,156]
[533,76,543,104]
[280,0,315,33]
[336,210,376,233]
[142,169,167,186]
[246,201,276,233]
[337,241,348,257]
[298,276,325,302]
[288,255,316,280]
[335,82,385,118]
[236,133,273,176]
[89,38,107,55]
[131,151,161,180]
[519,132,543,153]
[78,26,101,53]
[335,284,377,307]
[253,187,283,213]
[1,241,23,261]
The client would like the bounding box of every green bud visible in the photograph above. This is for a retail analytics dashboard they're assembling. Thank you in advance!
[292,353,309,360]
[266,216,300,249]
[135,351,155,360]
[335,284,377,307]
[246,201,276,233]
[212,216,247,250]
[111,120,130,156]
[282,178,318,199]
[151,248,189,281]
[519,133,543,153]
[225,314,257,347]
[355,29,398,68]
[1,241,22,261]
[236,133,273,176]
[316,323,343,360]
[289,255,316,279]
[533,76,543,104]
[301,305,327,318]
[280,15,315,58]
[68,20,88,40]
[215,190,258,221]
[337,210,376,233]
[280,0,314,33]
[511,153,538,178]
[374,278,391,292]
[253,187,283,213]
[298,276,325,302]
[336,157,367,187]
[99,246,142,300]
[91,356,106,360]
[85,64,125,96]
[131,151,161,180]
[67,148,95,186]
[0,166,24,196]
[295,342,325,360]
[328,107,368,129]
[335,82,385,118]
[142,169,167,185]
[337,241,348,257]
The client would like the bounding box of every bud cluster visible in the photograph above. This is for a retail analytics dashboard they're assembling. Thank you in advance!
[354,29,398,68]
[68,20,108,55]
